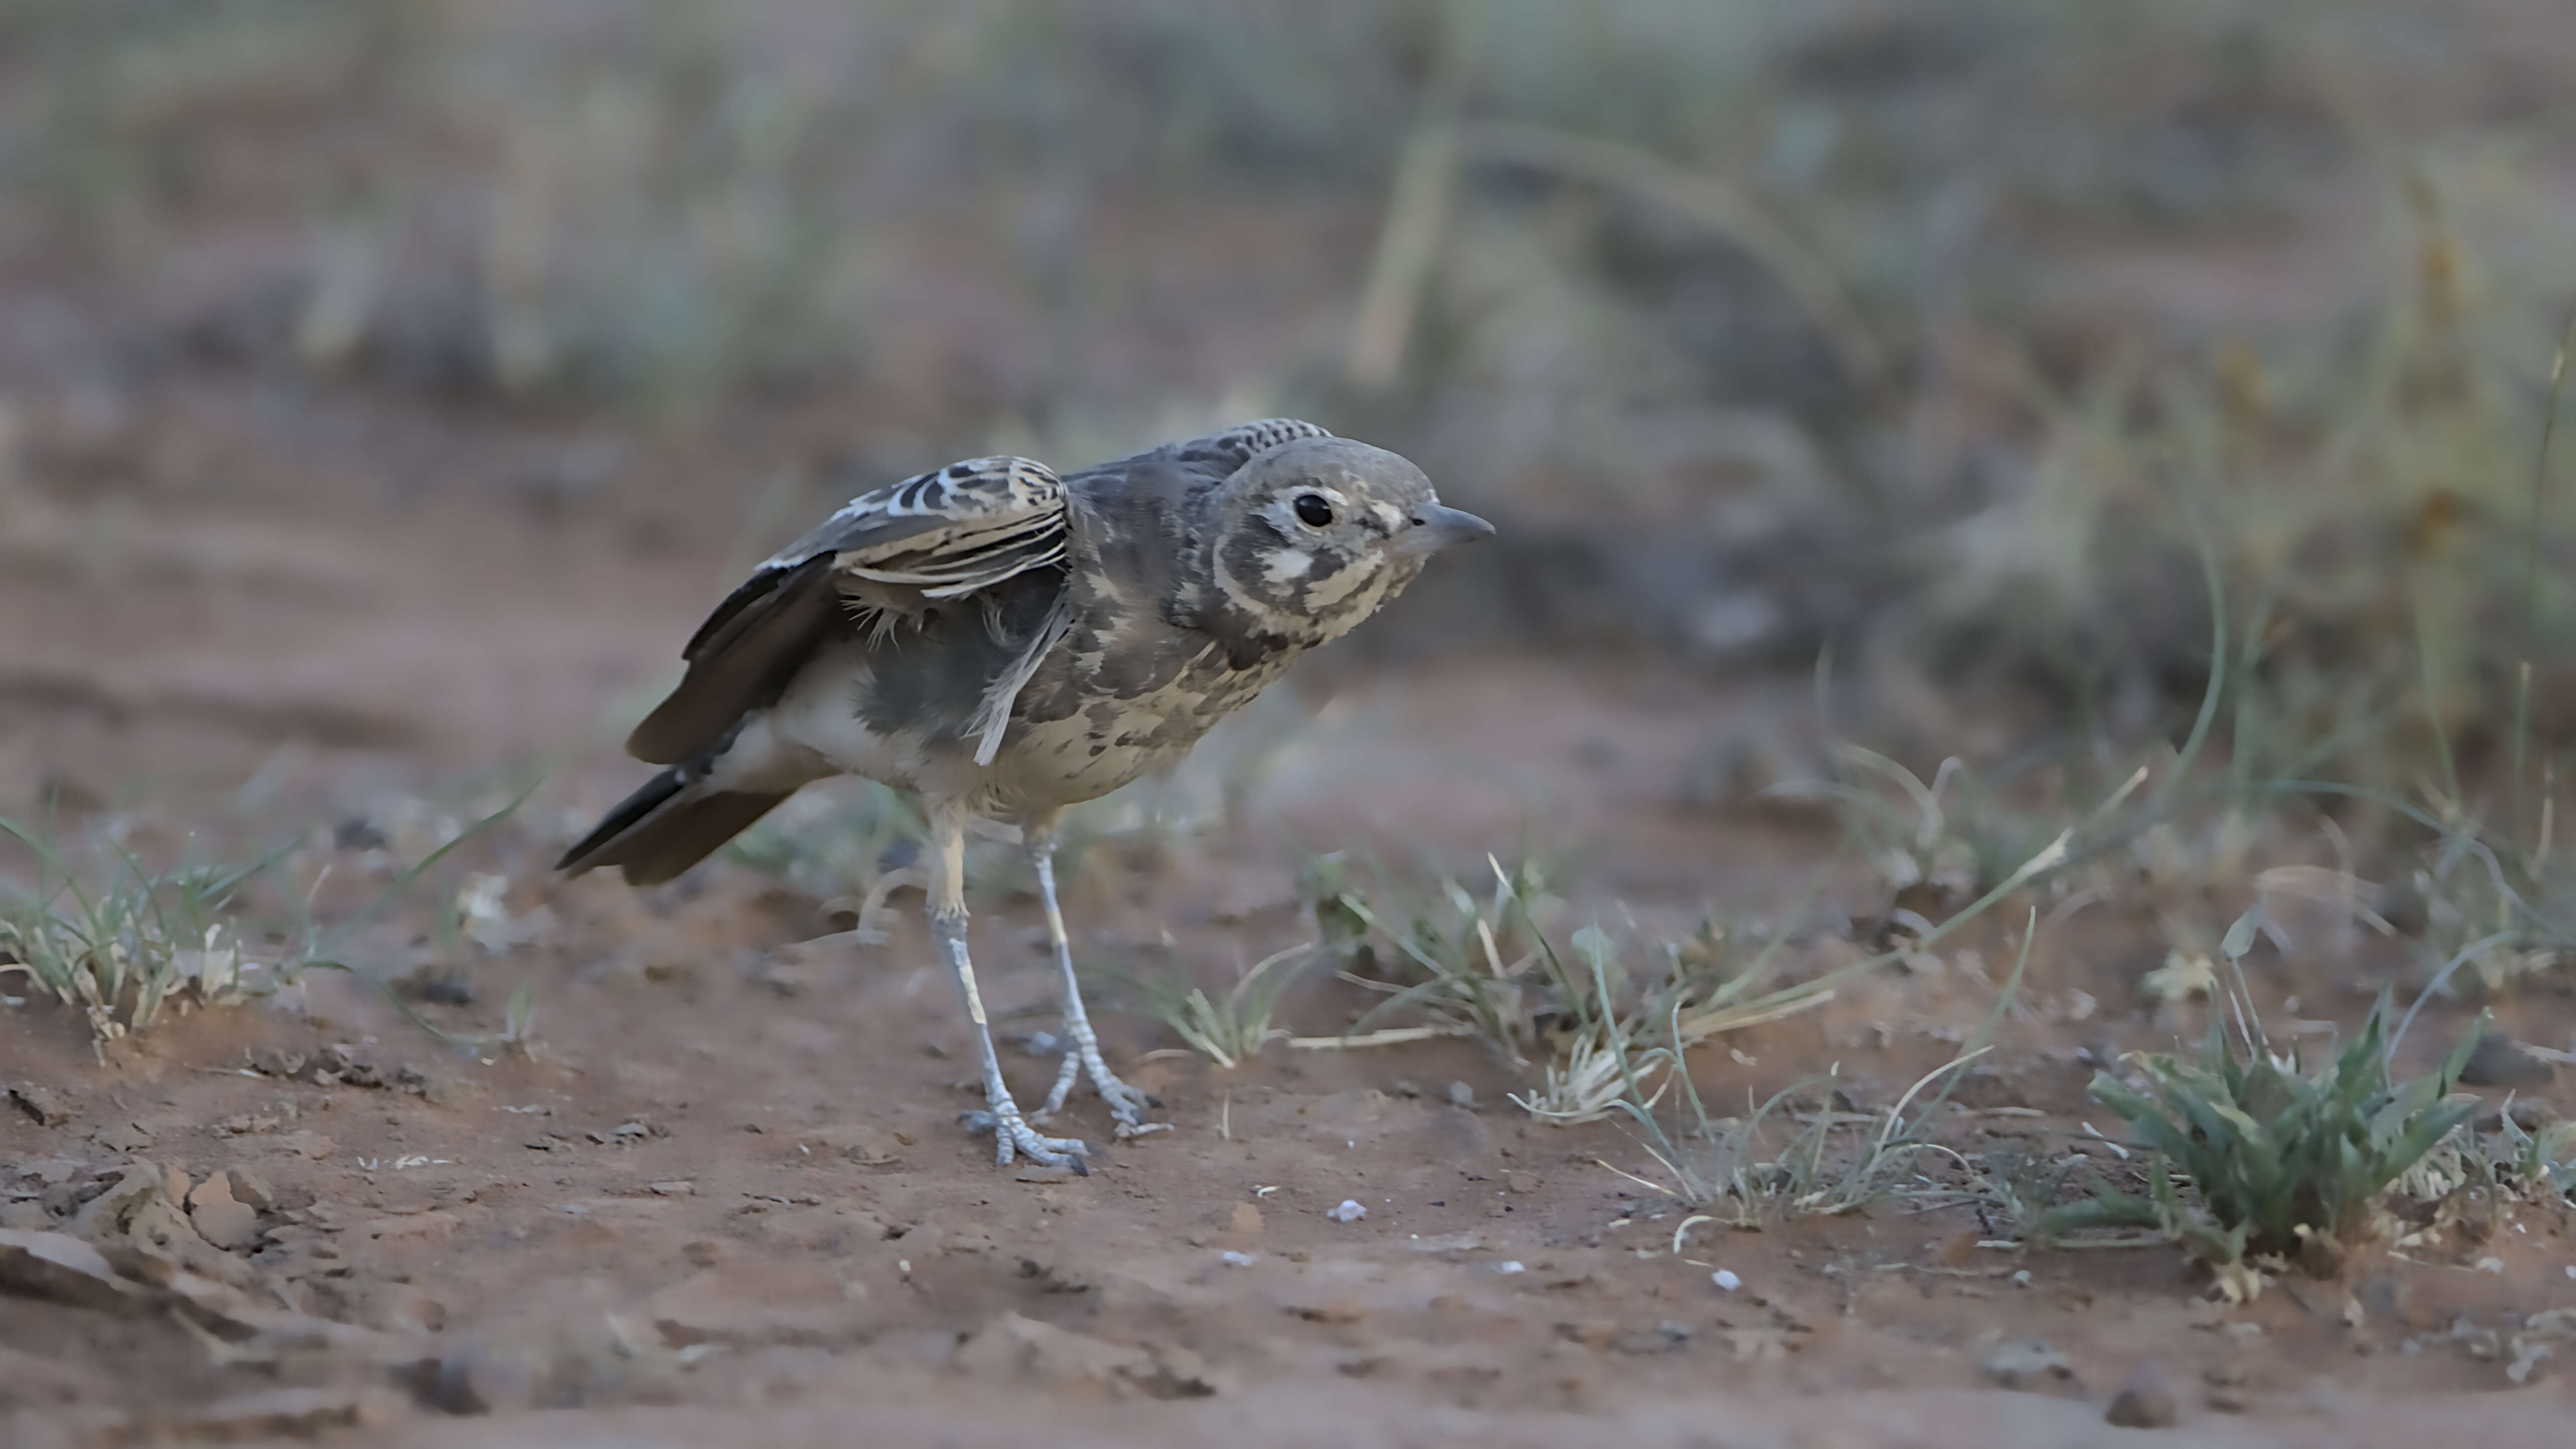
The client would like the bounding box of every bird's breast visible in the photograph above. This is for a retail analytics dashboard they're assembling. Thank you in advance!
[985,633,1299,809]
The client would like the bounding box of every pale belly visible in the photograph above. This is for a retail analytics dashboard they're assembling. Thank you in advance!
[759,633,1299,816]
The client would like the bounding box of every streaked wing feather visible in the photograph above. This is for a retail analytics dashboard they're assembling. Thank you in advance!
[629,456,1071,767]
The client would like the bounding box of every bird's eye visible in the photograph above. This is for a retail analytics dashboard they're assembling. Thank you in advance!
[1294,493,1334,528]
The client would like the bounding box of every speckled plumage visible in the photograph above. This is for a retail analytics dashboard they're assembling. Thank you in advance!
[560,419,1491,1171]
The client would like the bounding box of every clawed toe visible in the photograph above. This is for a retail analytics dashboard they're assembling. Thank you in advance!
[961,1107,1088,1173]
[1098,1077,1154,1127]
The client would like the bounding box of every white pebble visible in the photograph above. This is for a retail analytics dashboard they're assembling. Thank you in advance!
[1493,1260,1526,1275]
[1220,1251,1254,1267]
[2011,1270,2032,1288]
[1328,1198,1367,1223]
[1712,1269,1741,1292]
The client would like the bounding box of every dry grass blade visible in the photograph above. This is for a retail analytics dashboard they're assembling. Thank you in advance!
[0,816,281,1046]
[1107,945,1309,1071]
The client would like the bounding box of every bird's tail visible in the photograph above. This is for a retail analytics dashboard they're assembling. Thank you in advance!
[555,766,792,886]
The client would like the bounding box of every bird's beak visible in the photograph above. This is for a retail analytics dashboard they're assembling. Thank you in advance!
[1393,503,1496,558]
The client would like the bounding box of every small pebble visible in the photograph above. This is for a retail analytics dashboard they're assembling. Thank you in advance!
[1220,1251,1254,1267]
[1712,1270,1741,1292]
[1494,1260,1526,1275]
[1327,1199,1367,1223]
[2106,1362,2179,1428]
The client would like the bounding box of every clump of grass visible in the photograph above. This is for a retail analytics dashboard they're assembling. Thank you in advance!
[1306,855,1834,1124]
[2,785,541,1053]
[1311,853,1571,1066]
[1627,1053,1998,1228]
[1611,908,2039,1222]
[1105,945,1306,1071]
[1768,744,2009,906]
[2045,993,2485,1283]
[2488,1110,2576,1201]
[0,817,279,1044]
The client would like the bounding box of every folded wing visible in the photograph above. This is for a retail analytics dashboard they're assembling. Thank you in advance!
[626,456,1069,765]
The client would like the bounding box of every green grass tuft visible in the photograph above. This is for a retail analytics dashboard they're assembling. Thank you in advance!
[2044,996,2485,1274]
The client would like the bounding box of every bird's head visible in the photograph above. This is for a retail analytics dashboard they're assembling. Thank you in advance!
[1203,436,1493,646]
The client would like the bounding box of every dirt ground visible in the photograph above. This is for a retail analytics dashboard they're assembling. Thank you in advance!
[2,367,2574,1448]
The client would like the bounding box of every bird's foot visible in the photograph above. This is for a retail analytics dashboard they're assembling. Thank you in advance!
[960,1094,1089,1174]
[1036,1034,1162,1131]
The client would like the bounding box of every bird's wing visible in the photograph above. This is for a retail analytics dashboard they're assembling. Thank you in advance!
[626,456,1068,765]
[1157,418,1334,475]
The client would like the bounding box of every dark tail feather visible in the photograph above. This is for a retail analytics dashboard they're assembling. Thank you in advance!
[556,768,792,886]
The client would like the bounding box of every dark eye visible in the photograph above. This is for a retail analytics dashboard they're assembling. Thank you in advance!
[1294,493,1334,528]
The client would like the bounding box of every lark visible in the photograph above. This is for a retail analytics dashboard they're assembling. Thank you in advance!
[558,420,1491,1171]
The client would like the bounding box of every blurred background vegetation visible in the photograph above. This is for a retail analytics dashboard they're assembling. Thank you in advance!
[4,0,2574,815]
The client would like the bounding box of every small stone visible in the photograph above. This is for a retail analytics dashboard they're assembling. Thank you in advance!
[2458,1036,2556,1088]
[278,1131,336,1160]
[1947,1066,2028,1110]
[1445,1082,1476,1109]
[248,1048,311,1079]
[227,1170,280,1215]
[2105,1362,2179,1428]
[1978,1339,2074,1390]
[1712,1269,1742,1292]
[8,1085,68,1126]
[185,1173,260,1251]
[1502,1169,1541,1194]
[1220,1251,1254,1267]
[1327,1199,1367,1223]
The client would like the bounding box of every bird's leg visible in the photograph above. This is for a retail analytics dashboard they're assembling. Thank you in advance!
[1024,817,1159,1131]
[928,802,1088,1173]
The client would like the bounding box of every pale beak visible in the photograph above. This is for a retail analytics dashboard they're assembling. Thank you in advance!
[1393,503,1496,558]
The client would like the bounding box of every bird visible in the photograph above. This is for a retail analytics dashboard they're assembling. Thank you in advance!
[556,419,1493,1172]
